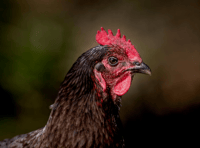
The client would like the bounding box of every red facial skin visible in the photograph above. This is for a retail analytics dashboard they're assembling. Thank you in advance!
[94,27,142,102]
[94,46,142,101]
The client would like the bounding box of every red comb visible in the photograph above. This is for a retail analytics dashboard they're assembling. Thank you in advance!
[96,27,142,62]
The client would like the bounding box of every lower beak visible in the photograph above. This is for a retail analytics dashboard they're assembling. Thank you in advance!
[129,62,151,75]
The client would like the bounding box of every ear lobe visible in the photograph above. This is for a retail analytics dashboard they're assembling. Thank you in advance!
[94,68,106,91]
[95,62,105,72]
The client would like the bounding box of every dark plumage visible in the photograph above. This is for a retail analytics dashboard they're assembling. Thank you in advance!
[0,28,151,148]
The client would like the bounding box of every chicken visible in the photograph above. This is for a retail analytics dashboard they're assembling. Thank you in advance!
[0,27,151,148]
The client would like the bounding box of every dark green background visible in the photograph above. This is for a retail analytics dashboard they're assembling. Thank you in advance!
[0,0,200,146]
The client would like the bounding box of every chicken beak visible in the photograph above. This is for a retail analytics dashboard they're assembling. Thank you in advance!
[129,62,151,75]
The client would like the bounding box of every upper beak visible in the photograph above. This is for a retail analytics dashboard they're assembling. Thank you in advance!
[128,62,151,75]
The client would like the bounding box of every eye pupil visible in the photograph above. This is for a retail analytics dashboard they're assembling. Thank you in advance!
[108,57,118,66]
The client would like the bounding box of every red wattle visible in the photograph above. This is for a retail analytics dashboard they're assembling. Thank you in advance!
[113,73,132,96]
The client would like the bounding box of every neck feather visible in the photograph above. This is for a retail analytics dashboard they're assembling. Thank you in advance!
[36,45,125,147]
[40,74,124,147]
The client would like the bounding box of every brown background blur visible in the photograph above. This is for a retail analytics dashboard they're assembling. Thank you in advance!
[0,0,200,147]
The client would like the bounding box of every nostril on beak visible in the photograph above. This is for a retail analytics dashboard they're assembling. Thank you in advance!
[133,62,140,66]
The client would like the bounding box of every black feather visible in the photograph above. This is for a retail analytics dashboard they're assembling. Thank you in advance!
[0,45,125,148]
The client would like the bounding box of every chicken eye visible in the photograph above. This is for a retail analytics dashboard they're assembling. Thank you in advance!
[108,57,118,66]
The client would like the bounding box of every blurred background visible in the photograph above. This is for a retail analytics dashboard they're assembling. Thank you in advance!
[0,0,200,147]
